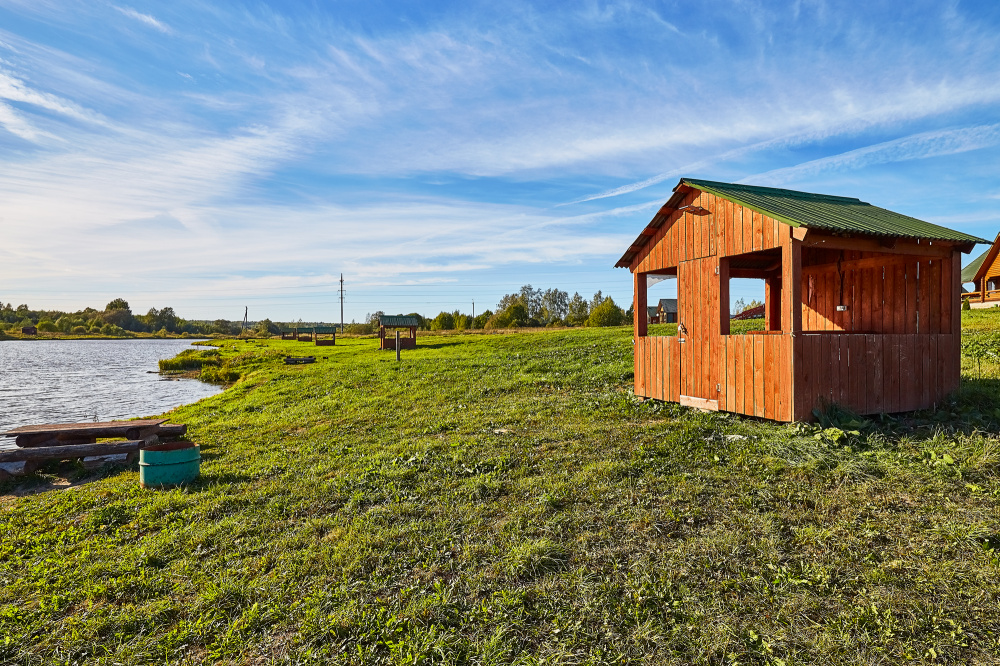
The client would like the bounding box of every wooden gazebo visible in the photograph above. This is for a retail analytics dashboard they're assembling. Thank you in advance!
[617,178,988,421]
[962,231,1000,306]
[378,315,418,350]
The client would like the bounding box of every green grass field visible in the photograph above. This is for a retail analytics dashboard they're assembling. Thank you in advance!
[2,315,1000,664]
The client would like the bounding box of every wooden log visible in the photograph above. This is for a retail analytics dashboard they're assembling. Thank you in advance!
[159,423,188,438]
[16,433,96,448]
[0,440,143,463]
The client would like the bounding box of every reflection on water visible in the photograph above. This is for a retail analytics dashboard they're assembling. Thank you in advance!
[0,339,223,434]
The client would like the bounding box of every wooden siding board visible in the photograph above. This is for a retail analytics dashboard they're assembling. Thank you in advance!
[753,335,765,417]
[942,252,955,337]
[928,259,942,333]
[918,260,929,335]
[872,266,884,335]
[905,261,918,333]
[741,204,752,255]
[893,263,906,334]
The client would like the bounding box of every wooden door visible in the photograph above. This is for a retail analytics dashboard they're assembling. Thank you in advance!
[678,259,719,410]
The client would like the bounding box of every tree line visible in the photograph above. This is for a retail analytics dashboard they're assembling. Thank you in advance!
[2,285,632,338]
[0,299,283,337]
[359,285,630,333]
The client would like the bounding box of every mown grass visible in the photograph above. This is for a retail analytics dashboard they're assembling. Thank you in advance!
[2,316,1000,664]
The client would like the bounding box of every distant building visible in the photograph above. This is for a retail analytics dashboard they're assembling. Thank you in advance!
[657,298,678,323]
[646,306,659,323]
[962,231,1000,307]
[21,326,37,335]
[731,304,765,320]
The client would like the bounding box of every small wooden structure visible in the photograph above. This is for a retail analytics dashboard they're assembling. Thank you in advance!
[314,326,336,346]
[962,231,1000,306]
[378,315,418,350]
[618,178,987,421]
[21,326,36,335]
[0,420,187,475]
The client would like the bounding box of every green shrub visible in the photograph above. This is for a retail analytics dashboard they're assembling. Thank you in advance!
[431,311,455,330]
[158,349,220,372]
[36,320,57,332]
[71,326,88,334]
[585,297,625,327]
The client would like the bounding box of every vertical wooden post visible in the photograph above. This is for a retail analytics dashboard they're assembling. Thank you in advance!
[719,259,730,335]
[634,271,647,338]
[396,330,401,361]
[765,277,782,331]
[783,233,803,419]
[981,277,987,303]
[783,238,802,333]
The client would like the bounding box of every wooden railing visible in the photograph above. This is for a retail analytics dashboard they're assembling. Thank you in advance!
[963,289,1000,302]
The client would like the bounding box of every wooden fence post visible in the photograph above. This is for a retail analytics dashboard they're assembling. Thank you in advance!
[396,330,401,361]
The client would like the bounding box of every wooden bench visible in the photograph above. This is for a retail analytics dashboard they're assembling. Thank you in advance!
[0,420,189,477]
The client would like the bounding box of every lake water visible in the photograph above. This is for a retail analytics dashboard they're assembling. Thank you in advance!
[0,339,223,436]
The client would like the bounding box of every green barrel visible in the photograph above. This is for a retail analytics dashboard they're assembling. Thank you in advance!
[139,442,201,488]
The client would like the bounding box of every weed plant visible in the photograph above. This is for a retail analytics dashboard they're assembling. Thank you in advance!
[1,315,999,664]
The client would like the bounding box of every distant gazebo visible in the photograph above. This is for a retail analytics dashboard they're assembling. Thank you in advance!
[378,315,418,350]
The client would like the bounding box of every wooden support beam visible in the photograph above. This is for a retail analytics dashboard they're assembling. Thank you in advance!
[765,277,782,331]
[634,271,647,337]
[802,253,920,276]
[784,238,802,334]
[801,234,953,258]
[719,259,730,335]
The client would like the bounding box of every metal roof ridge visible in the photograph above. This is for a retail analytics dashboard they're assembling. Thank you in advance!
[681,178,866,204]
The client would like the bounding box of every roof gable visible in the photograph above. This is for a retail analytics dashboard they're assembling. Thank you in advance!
[616,178,989,269]
[961,231,1000,283]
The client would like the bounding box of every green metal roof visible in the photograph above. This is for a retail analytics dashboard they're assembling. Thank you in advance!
[682,178,988,244]
[378,315,419,327]
[962,249,990,283]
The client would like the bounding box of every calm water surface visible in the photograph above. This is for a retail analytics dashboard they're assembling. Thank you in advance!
[0,339,223,434]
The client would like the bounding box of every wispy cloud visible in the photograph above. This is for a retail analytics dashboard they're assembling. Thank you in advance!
[113,6,172,34]
[745,123,1000,186]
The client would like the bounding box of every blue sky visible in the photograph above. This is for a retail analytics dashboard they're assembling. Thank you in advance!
[2,0,1000,322]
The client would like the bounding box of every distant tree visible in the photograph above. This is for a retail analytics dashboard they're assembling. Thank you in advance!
[36,320,57,332]
[473,310,492,329]
[586,297,626,327]
[105,298,130,311]
[540,288,568,324]
[590,290,604,312]
[566,292,589,326]
[366,311,385,326]
[431,311,455,330]
[255,319,279,336]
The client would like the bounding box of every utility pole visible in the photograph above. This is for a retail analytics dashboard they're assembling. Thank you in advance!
[339,273,345,333]
[242,306,248,332]
[472,300,475,320]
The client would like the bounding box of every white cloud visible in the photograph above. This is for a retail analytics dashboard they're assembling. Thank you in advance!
[113,6,172,34]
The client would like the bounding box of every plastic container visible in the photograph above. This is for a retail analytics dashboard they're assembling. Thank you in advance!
[139,441,200,488]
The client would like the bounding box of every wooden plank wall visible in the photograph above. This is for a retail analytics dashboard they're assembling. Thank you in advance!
[721,335,792,421]
[634,336,680,402]
[630,191,785,273]
[795,333,959,415]
[800,253,953,334]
